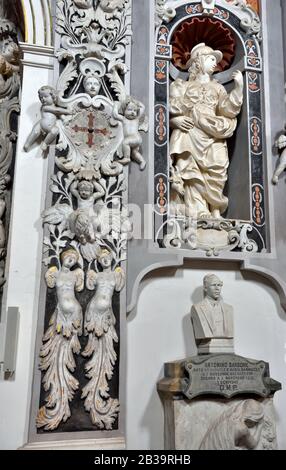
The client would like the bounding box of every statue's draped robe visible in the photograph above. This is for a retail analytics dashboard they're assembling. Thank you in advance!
[170,78,243,216]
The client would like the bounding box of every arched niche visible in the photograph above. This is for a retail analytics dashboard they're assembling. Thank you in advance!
[116,0,286,321]
[154,1,266,253]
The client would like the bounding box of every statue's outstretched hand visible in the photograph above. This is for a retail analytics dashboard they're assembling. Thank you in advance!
[171,116,194,132]
[232,70,244,90]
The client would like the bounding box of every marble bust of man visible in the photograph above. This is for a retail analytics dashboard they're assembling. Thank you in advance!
[191,274,234,354]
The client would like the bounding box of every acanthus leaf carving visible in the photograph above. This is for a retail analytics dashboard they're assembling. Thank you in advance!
[56,0,132,62]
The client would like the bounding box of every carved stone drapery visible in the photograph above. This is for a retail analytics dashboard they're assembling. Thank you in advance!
[26,0,147,434]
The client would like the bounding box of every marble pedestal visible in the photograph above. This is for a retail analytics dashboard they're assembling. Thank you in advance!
[157,354,281,450]
[197,338,234,354]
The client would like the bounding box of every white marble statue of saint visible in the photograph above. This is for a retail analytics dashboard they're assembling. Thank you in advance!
[169,43,244,218]
[191,274,234,354]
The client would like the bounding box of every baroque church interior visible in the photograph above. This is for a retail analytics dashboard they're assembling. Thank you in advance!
[0,0,286,451]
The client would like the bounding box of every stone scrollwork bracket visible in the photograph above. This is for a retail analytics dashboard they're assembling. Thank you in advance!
[161,218,258,257]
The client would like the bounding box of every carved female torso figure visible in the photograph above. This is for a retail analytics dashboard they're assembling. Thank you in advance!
[170,43,244,219]
[91,270,119,299]
[45,250,84,337]
[85,249,125,337]
[37,249,84,430]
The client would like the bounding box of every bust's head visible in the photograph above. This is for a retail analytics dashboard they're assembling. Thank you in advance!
[203,274,223,301]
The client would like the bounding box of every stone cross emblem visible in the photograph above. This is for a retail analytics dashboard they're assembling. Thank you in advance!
[72,112,110,148]
[58,98,124,174]
[68,108,115,154]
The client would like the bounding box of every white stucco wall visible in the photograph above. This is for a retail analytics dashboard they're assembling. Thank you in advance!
[126,267,286,450]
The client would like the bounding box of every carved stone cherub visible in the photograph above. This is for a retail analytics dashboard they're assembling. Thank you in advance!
[272,131,286,185]
[24,85,74,153]
[69,176,106,245]
[155,0,176,26]
[112,96,148,170]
